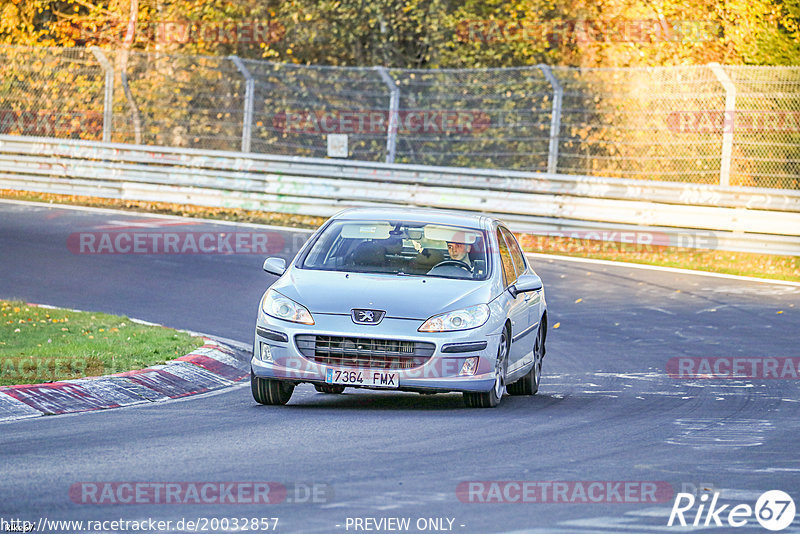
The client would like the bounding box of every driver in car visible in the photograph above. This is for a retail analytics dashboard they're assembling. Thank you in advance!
[446,240,473,269]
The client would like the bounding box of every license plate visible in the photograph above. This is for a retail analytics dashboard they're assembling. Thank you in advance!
[325,368,399,388]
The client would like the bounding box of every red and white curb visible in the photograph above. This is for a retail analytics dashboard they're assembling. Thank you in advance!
[0,336,250,422]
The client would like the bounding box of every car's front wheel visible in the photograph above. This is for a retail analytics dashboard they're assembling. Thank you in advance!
[463,329,508,408]
[251,370,295,405]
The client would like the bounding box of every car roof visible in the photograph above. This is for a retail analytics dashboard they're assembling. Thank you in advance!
[332,207,493,230]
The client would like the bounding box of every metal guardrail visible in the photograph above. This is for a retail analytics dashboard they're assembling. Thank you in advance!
[1,134,799,256]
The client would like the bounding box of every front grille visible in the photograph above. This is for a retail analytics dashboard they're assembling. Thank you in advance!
[295,335,435,370]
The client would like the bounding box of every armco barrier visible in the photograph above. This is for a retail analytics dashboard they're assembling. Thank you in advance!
[1,134,799,255]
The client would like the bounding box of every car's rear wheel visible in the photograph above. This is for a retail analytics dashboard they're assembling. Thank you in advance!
[508,319,545,396]
[315,384,346,394]
[463,329,507,408]
[251,370,295,405]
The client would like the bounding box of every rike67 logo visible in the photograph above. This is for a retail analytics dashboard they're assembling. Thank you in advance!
[668,490,796,531]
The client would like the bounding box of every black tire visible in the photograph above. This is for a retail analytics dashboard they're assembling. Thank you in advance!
[508,319,545,396]
[463,329,508,408]
[314,384,346,394]
[251,370,295,405]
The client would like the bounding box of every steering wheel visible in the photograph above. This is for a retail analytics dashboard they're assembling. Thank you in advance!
[430,260,472,272]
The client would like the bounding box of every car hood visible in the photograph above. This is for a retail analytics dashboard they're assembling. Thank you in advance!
[271,268,495,320]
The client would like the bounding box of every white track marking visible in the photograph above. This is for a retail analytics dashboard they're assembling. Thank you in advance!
[0,198,315,233]
[93,218,199,229]
[526,252,800,287]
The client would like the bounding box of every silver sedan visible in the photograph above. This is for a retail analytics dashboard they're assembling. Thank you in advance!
[251,207,547,408]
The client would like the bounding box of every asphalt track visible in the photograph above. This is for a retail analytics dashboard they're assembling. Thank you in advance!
[1,200,799,533]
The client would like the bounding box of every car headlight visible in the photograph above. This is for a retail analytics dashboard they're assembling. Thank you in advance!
[418,304,490,332]
[261,289,314,325]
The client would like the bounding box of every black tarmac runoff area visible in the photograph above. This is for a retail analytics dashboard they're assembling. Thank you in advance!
[1,200,799,533]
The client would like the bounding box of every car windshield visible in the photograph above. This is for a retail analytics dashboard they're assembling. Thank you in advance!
[300,220,489,280]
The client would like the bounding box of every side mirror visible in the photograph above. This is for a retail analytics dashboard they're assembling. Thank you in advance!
[509,274,543,298]
[263,257,287,276]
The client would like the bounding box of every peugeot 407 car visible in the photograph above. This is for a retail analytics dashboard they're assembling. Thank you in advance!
[251,207,547,408]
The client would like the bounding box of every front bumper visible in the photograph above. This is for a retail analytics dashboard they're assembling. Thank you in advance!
[251,312,501,393]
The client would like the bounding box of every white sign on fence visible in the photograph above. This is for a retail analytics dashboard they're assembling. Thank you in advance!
[327,134,348,158]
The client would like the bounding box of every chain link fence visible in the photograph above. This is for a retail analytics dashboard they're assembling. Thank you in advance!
[1,44,798,189]
[0,47,107,139]
[110,50,246,150]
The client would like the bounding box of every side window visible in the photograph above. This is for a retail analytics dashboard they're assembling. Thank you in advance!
[495,229,516,287]
[500,226,527,279]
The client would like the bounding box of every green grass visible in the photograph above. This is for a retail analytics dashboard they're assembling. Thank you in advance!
[3,188,799,282]
[0,300,204,386]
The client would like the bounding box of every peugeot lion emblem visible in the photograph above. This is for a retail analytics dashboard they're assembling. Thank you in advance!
[351,309,385,325]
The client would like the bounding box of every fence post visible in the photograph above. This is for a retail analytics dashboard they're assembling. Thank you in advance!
[709,63,735,187]
[89,47,113,143]
[230,56,255,153]
[119,64,143,145]
[375,66,399,164]
[538,65,562,174]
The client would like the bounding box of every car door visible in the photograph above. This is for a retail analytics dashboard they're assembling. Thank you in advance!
[499,226,541,374]
[500,226,543,329]
[495,227,531,376]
